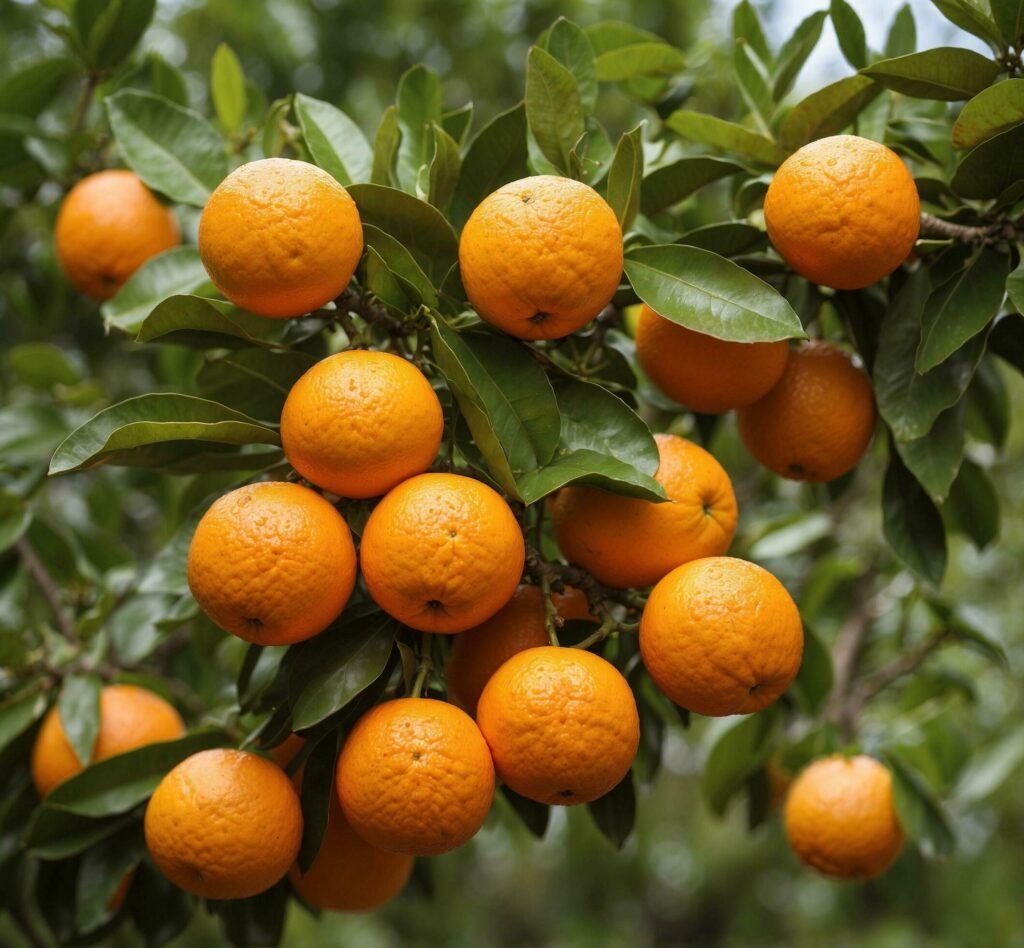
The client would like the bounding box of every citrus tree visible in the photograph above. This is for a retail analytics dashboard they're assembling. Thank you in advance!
[2,0,1024,945]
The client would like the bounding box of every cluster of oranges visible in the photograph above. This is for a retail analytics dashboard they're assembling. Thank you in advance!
[44,131,921,910]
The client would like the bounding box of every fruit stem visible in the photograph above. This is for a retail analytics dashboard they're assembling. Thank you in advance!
[571,611,616,651]
[539,573,561,646]
[411,632,433,698]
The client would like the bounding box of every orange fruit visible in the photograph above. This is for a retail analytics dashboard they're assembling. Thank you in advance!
[54,169,180,300]
[187,482,357,645]
[445,584,596,715]
[764,135,919,290]
[198,158,363,318]
[336,698,495,856]
[31,684,185,797]
[784,755,904,880]
[280,350,443,499]
[549,434,737,589]
[635,305,790,413]
[359,473,525,633]
[737,340,876,483]
[145,748,303,899]
[476,646,639,805]
[639,557,803,716]
[458,175,623,340]
[290,791,413,912]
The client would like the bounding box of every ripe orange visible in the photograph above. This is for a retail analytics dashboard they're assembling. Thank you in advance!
[145,748,303,899]
[290,791,413,912]
[187,482,357,645]
[54,169,180,301]
[635,305,790,413]
[764,135,920,290]
[359,473,525,633]
[280,350,443,499]
[336,698,495,856]
[445,584,596,715]
[737,340,876,482]
[476,646,639,805]
[784,755,904,879]
[198,158,363,318]
[639,557,803,716]
[31,684,185,797]
[458,175,623,340]
[549,434,737,589]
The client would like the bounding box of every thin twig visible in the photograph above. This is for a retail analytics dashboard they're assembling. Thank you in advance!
[17,537,76,641]
[71,71,100,135]
[918,211,1024,246]
[826,574,875,741]
[538,573,561,646]
[411,632,433,698]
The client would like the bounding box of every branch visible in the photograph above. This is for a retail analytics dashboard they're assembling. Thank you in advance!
[918,211,1024,246]
[335,288,406,336]
[17,537,76,641]
[71,71,100,135]
[826,574,875,742]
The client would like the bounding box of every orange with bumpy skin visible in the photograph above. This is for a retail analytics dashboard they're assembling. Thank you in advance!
[280,350,443,499]
[458,175,623,340]
[764,135,919,290]
[187,482,357,645]
[640,557,803,716]
[635,306,790,413]
[55,170,180,301]
[145,749,303,899]
[785,755,904,879]
[198,158,363,318]
[290,792,413,912]
[549,434,737,589]
[445,584,596,715]
[336,698,494,856]
[359,473,525,633]
[31,684,185,797]
[737,341,876,482]
[476,646,639,805]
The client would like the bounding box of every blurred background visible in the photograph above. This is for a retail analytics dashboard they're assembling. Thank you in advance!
[1,1,1022,946]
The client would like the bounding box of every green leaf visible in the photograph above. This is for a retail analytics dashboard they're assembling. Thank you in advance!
[0,57,78,119]
[874,268,987,440]
[396,64,444,193]
[294,94,372,186]
[126,861,192,946]
[882,445,947,585]
[0,490,31,555]
[680,221,768,257]
[132,294,283,349]
[449,103,529,231]
[148,51,189,107]
[885,4,918,58]
[605,124,644,231]
[105,90,228,206]
[7,342,80,389]
[587,772,636,849]
[779,75,882,150]
[430,319,560,496]
[210,879,289,948]
[441,103,473,145]
[75,824,144,934]
[665,110,788,166]
[951,79,1024,149]
[0,689,47,756]
[27,808,136,860]
[640,156,747,217]
[950,122,1024,199]
[371,105,401,186]
[991,0,1024,45]
[45,730,228,817]
[830,0,869,69]
[861,47,1002,101]
[210,43,246,134]
[289,613,398,730]
[791,626,834,715]
[734,40,774,126]
[347,183,457,282]
[773,11,828,100]
[1007,261,1024,314]
[953,728,1024,804]
[702,712,778,816]
[733,0,773,66]
[887,751,956,858]
[58,675,102,768]
[543,18,598,113]
[947,459,999,549]
[928,0,1002,47]
[362,224,438,308]
[74,0,155,69]
[917,249,1008,372]
[526,45,584,173]
[296,734,338,873]
[594,42,686,81]
[624,244,806,343]
[500,785,550,838]
[49,394,279,475]
[425,122,461,211]
[894,399,966,503]
[101,248,215,335]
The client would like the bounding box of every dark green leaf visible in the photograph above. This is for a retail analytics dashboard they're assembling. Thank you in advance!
[74,0,155,69]
[296,733,338,873]
[830,0,869,69]
[371,104,401,186]
[425,122,461,210]
[679,222,768,257]
[587,771,636,848]
[499,785,550,838]
[106,90,229,206]
[7,342,80,389]
[396,64,444,193]
[441,102,473,145]
[544,18,598,112]
[59,674,101,767]
[773,11,828,101]
[791,626,834,715]
[294,93,373,186]
[27,807,136,860]
[127,860,193,946]
[702,712,778,816]
[885,4,918,58]
[289,613,398,729]
[640,156,747,217]
[882,445,947,585]
[733,0,773,66]
[0,689,47,755]
[624,244,806,342]
[779,75,883,150]
[132,294,283,349]
[861,47,1002,101]
[210,43,246,134]
[362,224,438,307]
[526,45,584,173]
[988,313,1024,370]
[947,458,1000,549]
[76,825,144,933]
[1007,260,1024,314]
[928,0,1002,47]
[148,51,189,107]
[894,399,966,503]
[950,122,1024,199]
[665,110,788,166]
[951,79,1024,149]
[991,0,1024,46]
[49,394,280,475]
[605,124,644,231]
[0,57,78,119]
[887,751,956,858]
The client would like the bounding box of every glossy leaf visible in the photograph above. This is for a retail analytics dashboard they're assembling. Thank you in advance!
[1007,261,1024,315]
[362,224,438,307]
[624,244,805,343]
[679,221,768,257]
[950,122,1024,199]
[861,47,1002,101]
[702,712,778,816]
[951,79,1024,150]
[928,0,1002,46]
[947,459,1000,549]
[882,446,947,585]
[666,110,788,166]
[640,156,747,217]
[132,295,283,349]
[888,752,956,858]
[830,0,868,69]
[27,808,137,860]
[371,104,401,186]
[587,772,636,849]
[543,18,598,113]
[211,43,246,133]
[294,93,373,186]
[75,825,144,934]
[127,861,193,946]
[773,11,828,100]
[500,785,550,838]
[425,122,461,210]
[894,399,966,503]
[74,0,156,69]
[605,124,644,231]
[59,674,101,767]
[779,75,882,150]
[885,4,917,58]
[991,0,1024,45]
[526,45,584,173]
[396,64,444,193]
[296,733,338,873]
